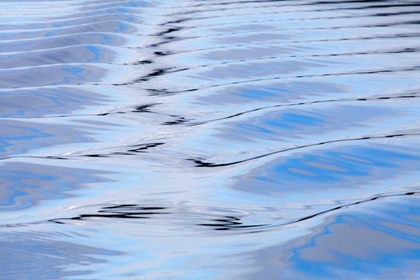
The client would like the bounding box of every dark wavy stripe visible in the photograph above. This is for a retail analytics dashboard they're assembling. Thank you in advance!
[190,133,420,167]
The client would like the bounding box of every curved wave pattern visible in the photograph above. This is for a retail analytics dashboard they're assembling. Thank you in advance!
[1,0,420,279]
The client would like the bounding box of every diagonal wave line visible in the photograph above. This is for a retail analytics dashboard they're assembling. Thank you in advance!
[190,133,420,167]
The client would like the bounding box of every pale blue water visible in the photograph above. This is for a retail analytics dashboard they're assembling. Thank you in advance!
[1,0,420,279]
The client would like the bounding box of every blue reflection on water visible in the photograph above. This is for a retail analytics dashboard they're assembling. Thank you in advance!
[0,162,111,211]
[85,45,101,62]
[264,113,324,129]
[239,196,420,279]
[0,87,108,118]
[288,197,420,279]
[62,66,85,80]
[0,119,95,158]
[0,34,127,53]
[273,146,419,183]
[0,231,120,280]
[0,125,52,152]
[232,140,420,195]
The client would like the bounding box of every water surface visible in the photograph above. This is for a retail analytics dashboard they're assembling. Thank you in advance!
[1,0,420,279]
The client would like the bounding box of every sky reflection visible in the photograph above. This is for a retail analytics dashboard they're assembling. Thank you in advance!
[243,196,420,279]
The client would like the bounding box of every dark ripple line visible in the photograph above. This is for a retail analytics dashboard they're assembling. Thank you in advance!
[173,5,420,18]
[0,103,158,119]
[140,47,420,81]
[160,0,420,24]
[146,31,420,57]
[310,1,420,10]
[0,142,165,162]
[163,5,420,24]
[190,133,420,168]
[142,66,420,96]
[51,205,171,222]
[252,191,420,233]
[2,64,418,91]
[7,133,419,164]
[2,29,416,57]
[3,94,418,122]
[164,0,420,15]
[161,18,420,42]
[188,94,420,127]
[1,191,418,231]
[146,17,420,48]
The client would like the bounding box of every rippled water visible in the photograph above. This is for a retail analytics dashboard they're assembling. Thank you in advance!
[1,0,420,279]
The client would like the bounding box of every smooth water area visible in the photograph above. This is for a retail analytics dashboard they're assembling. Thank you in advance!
[1,0,420,279]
